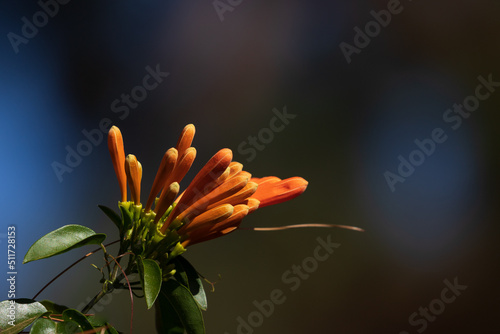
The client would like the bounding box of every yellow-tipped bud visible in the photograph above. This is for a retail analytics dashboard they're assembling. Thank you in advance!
[125,154,142,205]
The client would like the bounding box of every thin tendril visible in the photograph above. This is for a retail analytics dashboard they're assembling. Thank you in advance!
[239,223,365,232]
[32,240,120,300]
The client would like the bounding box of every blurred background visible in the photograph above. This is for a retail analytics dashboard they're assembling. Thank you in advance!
[1,0,499,333]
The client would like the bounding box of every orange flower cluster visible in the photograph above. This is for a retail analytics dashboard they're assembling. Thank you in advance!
[107,125,308,247]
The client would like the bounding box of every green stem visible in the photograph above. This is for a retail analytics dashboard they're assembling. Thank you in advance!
[81,289,107,314]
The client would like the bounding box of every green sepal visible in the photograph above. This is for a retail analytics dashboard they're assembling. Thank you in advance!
[137,256,163,309]
[23,225,106,264]
[98,205,123,232]
[173,257,207,310]
[156,279,206,334]
[169,242,186,260]
[0,299,48,334]
[119,203,134,237]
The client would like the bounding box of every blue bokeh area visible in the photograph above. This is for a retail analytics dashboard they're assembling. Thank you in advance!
[1,1,499,333]
[355,72,482,268]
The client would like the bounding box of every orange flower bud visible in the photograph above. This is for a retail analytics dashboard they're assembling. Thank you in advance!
[125,154,142,205]
[145,148,178,212]
[251,176,308,208]
[107,126,127,202]
[175,124,196,158]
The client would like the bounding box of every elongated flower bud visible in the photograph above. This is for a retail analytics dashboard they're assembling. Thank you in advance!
[164,147,196,186]
[108,126,127,202]
[180,204,234,234]
[176,174,249,225]
[206,181,258,210]
[182,204,249,246]
[176,124,196,158]
[227,162,243,178]
[161,148,233,232]
[154,182,180,224]
[145,148,178,212]
[251,176,308,208]
[125,154,142,205]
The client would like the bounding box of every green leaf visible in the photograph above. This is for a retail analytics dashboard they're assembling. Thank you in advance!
[98,205,122,231]
[62,309,94,332]
[31,317,57,333]
[40,300,69,314]
[155,293,184,334]
[56,321,82,333]
[0,299,47,334]
[23,225,106,264]
[173,257,207,311]
[88,316,119,334]
[137,256,163,309]
[158,279,205,334]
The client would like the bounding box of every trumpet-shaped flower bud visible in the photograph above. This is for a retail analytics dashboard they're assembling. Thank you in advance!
[145,148,178,212]
[108,126,127,202]
[154,182,180,224]
[176,174,249,226]
[161,148,233,232]
[125,154,142,205]
[180,204,234,234]
[251,176,308,208]
[164,147,196,186]
[175,124,196,158]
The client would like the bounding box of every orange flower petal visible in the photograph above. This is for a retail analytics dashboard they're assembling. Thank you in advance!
[107,126,127,202]
[176,124,196,158]
[125,154,142,205]
[251,176,308,208]
[145,148,178,212]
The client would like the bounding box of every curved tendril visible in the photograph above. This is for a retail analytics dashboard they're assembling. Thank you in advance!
[239,223,365,232]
